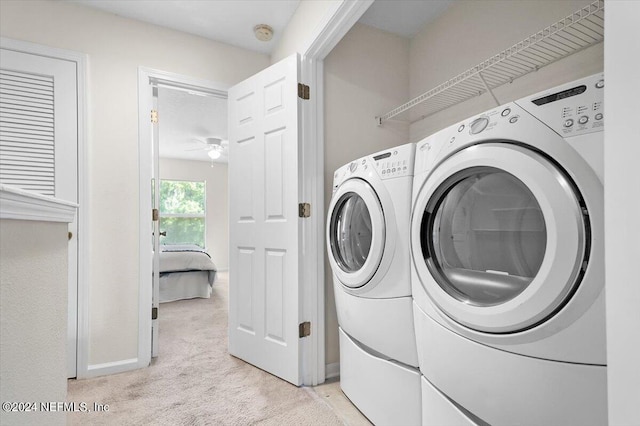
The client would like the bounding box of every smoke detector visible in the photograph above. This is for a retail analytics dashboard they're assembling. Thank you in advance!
[254,24,274,42]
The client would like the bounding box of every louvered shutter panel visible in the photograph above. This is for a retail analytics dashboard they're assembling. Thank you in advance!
[0,69,55,196]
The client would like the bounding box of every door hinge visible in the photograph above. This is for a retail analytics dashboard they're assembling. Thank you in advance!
[152,208,159,221]
[298,202,311,218]
[152,307,158,320]
[298,83,310,100]
[299,321,311,338]
[151,109,158,123]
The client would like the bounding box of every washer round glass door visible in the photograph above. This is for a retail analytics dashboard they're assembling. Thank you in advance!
[328,178,385,288]
[411,143,589,333]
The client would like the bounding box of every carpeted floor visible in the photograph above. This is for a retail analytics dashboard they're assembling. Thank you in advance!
[67,272,344,425]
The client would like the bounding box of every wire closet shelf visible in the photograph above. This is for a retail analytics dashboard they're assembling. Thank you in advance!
[376,0,604,126]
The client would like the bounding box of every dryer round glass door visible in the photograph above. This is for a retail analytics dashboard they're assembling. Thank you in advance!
[411,143,589,333]
[328,178,385,288]
[424,166,547,307]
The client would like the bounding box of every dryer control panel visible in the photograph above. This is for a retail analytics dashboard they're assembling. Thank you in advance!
[516,73,604,138]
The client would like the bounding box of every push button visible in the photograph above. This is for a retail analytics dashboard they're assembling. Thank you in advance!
[501,108,511,117]
[578,116,589,125]
[564,119,574,128]
[595,113,603,120]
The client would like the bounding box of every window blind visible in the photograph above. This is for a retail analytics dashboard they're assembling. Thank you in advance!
[0,69,55,196]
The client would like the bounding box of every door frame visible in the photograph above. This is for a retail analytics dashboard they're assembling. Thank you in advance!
[296,0,374,384]
[137,68,228,369]
[137,0,372,384]
[0,36,89,378]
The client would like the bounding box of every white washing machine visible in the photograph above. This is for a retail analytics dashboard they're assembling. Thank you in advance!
[327,143,421,425]
[410,74,607,425]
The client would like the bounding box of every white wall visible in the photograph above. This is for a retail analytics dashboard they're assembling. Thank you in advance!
[159,158,229,270]
[604,2,640,424]
[0,220,68,426]
[324,22,410,364]
[0,0,269,369]
[408,0,603,140]
[270,0,341,63]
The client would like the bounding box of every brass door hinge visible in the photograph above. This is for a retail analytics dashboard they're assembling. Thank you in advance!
[298,203,311,218]
[298,83,310,100]
[299,321,311,338]
[152,307,158,320]
[152,208,159,221]
[151,109,158,123]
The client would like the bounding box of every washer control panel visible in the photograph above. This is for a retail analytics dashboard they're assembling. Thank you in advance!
[373,142,416,180]
[516,73,604,138]
[332,143,416,189]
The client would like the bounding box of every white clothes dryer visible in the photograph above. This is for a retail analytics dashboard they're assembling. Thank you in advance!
[327,143,420,425]
[410,74,607,425]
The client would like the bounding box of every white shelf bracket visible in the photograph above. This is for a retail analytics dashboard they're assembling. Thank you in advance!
[477,72,500,107]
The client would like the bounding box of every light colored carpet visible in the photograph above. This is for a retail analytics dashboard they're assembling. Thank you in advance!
[67,272,343,425]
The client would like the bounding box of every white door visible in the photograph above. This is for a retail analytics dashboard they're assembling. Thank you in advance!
[151,85,160,357]
[228,54,302,385]
[0,47,79,377]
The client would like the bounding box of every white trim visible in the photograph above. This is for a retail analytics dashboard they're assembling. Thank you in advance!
[0,184,77,222]
[297,0,373,385]
[325,362,340,380]
[85,358,140,378]
[0,37,89,380]
[301,0,374,60]
[138,67,229,370]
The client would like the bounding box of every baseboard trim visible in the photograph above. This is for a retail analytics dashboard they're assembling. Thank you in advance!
[325,362,340,379]
[84,358,140,378]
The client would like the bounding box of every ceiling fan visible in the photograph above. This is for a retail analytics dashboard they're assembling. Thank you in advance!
[185,137,228,160]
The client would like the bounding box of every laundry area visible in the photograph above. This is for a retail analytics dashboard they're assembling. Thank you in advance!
[1,0,638,425]
[324,0,634,425]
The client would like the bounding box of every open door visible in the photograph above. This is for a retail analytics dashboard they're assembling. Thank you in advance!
[228,53,303,385]
[151,85,160,357]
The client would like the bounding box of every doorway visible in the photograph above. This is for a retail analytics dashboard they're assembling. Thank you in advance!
[138,68,229,364]
[155,84,229,353]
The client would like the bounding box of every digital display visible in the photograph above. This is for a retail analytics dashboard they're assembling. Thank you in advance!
[532,85,587,106]
[373,152,392,160]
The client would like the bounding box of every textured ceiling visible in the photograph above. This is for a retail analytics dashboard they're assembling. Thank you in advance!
[69,0,301,54]
[71,0,454,164]
[158,87,228,163]
[359,0,453,38]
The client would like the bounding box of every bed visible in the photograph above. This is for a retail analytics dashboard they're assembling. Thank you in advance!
[158,244,217,303]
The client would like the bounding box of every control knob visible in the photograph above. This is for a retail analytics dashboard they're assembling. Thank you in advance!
[470,117,489,135]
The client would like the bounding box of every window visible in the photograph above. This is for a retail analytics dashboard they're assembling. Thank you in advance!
[159,180,206,248]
